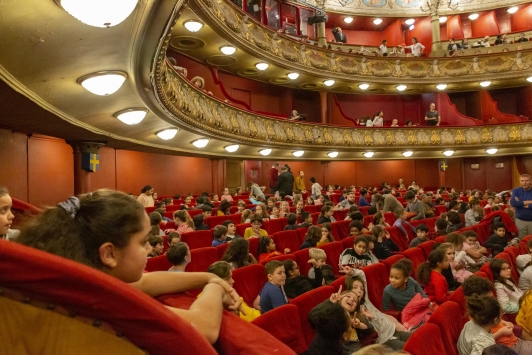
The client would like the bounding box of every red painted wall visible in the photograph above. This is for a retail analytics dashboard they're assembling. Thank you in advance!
[463,156,512,191]
[511,4,532,32]
[446,16,464,40]
[0,130,29,202]
[420,93,479,126]
[91,147,117,190]
[325,29,384,46]
[405,16,432,56]
[471,11,500,37]
[383,20,405,47]
[516,86,532,120]
[496,11,512,34]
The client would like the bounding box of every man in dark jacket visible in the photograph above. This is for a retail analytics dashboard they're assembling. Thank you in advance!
[273,166,294,196]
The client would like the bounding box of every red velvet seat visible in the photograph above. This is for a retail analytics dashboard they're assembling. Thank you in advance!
[359,206,370,216]
[434,205,447,216]
[333,220,351,240]
[402,247,426,278]
[259,253,295,265]
[472,223,492,245]
[427,301,466,355]
[303,205,319,213]
[0,240,217,354]
[296,227,308,244]
[341,235,355,250]
[330,275,347,292]
[310,212,320,225]
[361,262,389,310]
[265,218,284,234]
[205,214,240,229]
[216,243,230,260]
[318,241,344,276]
[145,254,173,272]
[181,230,213,250]
[248,237,260,259]
[448,285,468,321]
[188,247,218,272]
[385,226,409,251]
[231,264,267,306]
[236,223,251,237]
[293,249,312,276]
[251,304,307,354]
[434,235,446,243]
[479,262,495,282]
[290,286,335,346]
[417,240,436,259]
[383,212,396,226]
[332,210,347,222]
[272,230,301,254]
[403,323,447,355]
[381,253,406,274]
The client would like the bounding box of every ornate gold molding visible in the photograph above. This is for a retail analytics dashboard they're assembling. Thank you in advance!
[186,0,532,83]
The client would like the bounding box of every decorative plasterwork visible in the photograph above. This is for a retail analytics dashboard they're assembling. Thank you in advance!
[187,0,532,84]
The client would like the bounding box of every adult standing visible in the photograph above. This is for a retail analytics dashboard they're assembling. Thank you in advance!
[332,26,347,44]
[510,174,532,240]
[269,163,279,194]
[372,193,403,215]
[424,103,441,126]
[273,166,295,197]
[137,185,155,207]
[294,170,307,192]
[402,37,425,57]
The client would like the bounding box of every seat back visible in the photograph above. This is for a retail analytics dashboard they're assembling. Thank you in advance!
[188,247,219,272]
[330,275,347,292]
[296,227,308,244]
[479,262,495,282]
[505,245,520,261]
[272,230,300,254]
[333,220,351,240]
[232,264,268,306]
[290,286,335,346]
[418,240,437,259]
[385,226,408,251]
[248,237,260,259]
[362,263,390,310]
[472,223,492,245]
[251,304,307,354]
[236,223,251,237]
[494,252,520,283]
[332,210,347,222]
[216,243,230,260]
[448,285,467,319]
[259,253,295,265]
[266,218,284,234]
[145,254,173,272]
[381,253,407,274]
[318,241,344,276]
[402,247,426,278]
[180,230,213,250]
[403,323,447,355]
[342,236,355,250]
[293,249,312,276]
[434,205,447,216]
[427,301,466,355]
[383,212,396,226]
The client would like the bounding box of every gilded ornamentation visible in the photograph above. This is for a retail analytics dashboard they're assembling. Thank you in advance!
[407,130,417,145]
[385,130,395,145]
[363,130,374,145]
[466,128,481,144]
[509,126,521,141]
[308,50,330,70]
[392,60,406,77]
[305,127,315,143]
[430,130,441,145]
[220,3,241,32]
[249,26,271,50]
[336,56,360,74]
[468,57,484,74]
[454,129,466,144]
[324,129,333,145]
[480,128,492,143]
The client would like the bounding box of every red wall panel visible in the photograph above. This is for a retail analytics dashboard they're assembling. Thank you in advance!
[463,157,488,191]
[405,16,432,56]
[510,4,532,32]
[383,20,405,47]
[90,147,117,191]
[443,158,463,191]
[27,136,74,207]
[325,29,383,46]
[516,86,532,119]
[0,130,28,201]
[324,161,357,188]
[479,90,521,123]
[446,16,464,40]
[486,156,512,192]
[471,11,500,37]
[496,12,512,34]
[421,93,479,126]
[244,160,263,187]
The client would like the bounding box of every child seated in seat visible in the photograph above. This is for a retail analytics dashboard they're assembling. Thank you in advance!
[148,235,164,257]
[222,220,240,239]
[458,295,500,355]
[393,208,416,241]
[298,211,313,228]
[236,200,246,214]
[259,260,288,314]
[462,230,489,266]
[257,236,290,263]
[212,225,229,247]
[409,224,429,248]
[339,236,373,269]
[435,217,448,237]
[308,248,327,280]
[437,242,467,290]
[371,225,399,260]
[382,258,427,312]
[241,209,252,223]
[349,221,367,237]
[244,214,268,239]
[193,214,210,231]
[222,237,258,269]
[167,232,181,248]
[284,213,299,231]
[485,222,509,256]
[167,242,191,272]
[491,258,523,315]
[417,249,451,304]
[283,259,323,298]
[269,205,280,220]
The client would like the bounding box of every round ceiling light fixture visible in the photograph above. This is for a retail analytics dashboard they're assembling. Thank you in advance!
[77,71,127,96]
[259,149,272,156]
[287,72,300,80]
[363,152,374,158]
[255,62,269,70]
[224,144,240,152]
[359,83,370,90]
[396,85,407,91]
[479,81,491,87]
[184,20,204,32]
[436,84,448,90]
[439,16,448,23]
[405,19,415,25]
[156,128,178,140]
[402,151,414,157]
[507,6,518,14]
[486,148,498,155]
[192,138,210,148]
[324,80,335,87]
[293,151,305,157]
[114,108,147,125]
[328,152,339,158]
[468,13,479,20]
[56,0,138,27]
[373,18,383,25]
[443,150,455,156]
[526,76,532,82]
[220,45,236,55]
[344,17,353,23]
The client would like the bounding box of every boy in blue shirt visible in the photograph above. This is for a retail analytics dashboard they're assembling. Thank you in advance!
[259,260,288,314]
[393,208,416,241]
[212,225,228,247]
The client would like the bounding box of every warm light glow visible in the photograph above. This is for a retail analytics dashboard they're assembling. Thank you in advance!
[156,129,178,140]
[508,6,518,14]
[328,152,339,158]
[220,45,236,55]
[527,77,532,83]
[287,72,300,80]
[486,148,498,155]
[78,71,127,96]
[373,18,383,25]
[468,13,479,20]
[436,84,448,90]
[402,151,413,157]
[359,83,370,90]
[324,80,335,86]
[396,85,407,91]
[405,19,415,25]
[293,151,304,157]
[259,149,272,156]
[479,81,491,87]
[443,150,455,156]
[409,25,415,31]
[224,144,239,152]
[255,62,269,70]
[439,16,448,23]
[192,138,210,148]
[344,17,353,23]
[184,20,203,32]
[363,152,374,158]
[114,108,147,125]
[57,0,138,27]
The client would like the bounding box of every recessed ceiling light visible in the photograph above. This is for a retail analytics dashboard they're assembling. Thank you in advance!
[192,138,210,148]
[359,83,369,90]
[468,13,479,20]
[255,62,269,70]
[324,80,335,86]
[439,16,448,23]
[373,18,383,25]
[402,151,413,157]
[409,25,415,31]
[114,108,147,125]
[328,152,339,158]
[293,151,304,157]
[363,152,374,158]
[405,19,415,25]
[443,150,454,156]
[508,6,518,14]
[479,81,491,87]
[287,72,299,80]
[77,71,127,96]
[56,0,138,28]
[156,128,178,140]
[184,20,203,32]
[220,45,236,55]
[396,85,407,91]
[436,84,448,90]
[344,17,353,23]
[259,149,272,156]
[486,148,498,155]
[224,144,239,152]
[527,76,532,82]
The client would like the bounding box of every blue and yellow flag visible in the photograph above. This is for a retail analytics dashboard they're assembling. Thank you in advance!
[439,160,448,172]
[81,152,99,172]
